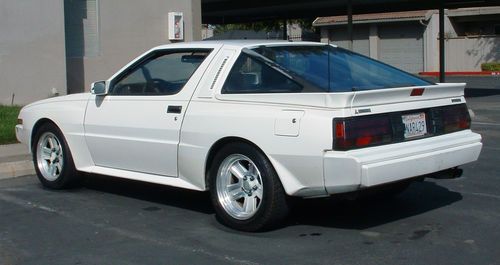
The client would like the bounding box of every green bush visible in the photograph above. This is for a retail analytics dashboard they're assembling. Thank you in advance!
[481,62,500,71]
[0,105,21,145]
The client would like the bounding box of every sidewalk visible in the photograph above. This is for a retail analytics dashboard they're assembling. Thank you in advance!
[0,143,34,180]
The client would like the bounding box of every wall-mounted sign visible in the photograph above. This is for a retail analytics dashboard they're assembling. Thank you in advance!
[168,12,184,40]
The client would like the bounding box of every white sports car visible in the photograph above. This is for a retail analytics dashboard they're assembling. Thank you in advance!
[16,40,482,231]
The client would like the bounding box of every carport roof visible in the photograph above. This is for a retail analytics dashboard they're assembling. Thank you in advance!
[202,0,500,24]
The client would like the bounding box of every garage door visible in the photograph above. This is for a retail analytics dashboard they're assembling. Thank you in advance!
[379,22,424,74]
[329,25,370,57]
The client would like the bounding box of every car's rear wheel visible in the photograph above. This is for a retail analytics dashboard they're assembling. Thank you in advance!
[33,123,81,189]
[209,143,289,231]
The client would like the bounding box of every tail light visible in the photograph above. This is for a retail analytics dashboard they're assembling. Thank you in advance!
[333,103,471,151]
[442,104,471,133]
[333,115,393,150]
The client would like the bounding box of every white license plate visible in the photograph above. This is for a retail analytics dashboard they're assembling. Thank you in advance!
[402,113,427,138]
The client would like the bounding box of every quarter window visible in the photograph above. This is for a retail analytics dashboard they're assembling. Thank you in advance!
[110,50,211,95]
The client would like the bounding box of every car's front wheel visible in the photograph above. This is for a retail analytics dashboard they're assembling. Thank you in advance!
[209,143,289,231]
[32,122,81,189]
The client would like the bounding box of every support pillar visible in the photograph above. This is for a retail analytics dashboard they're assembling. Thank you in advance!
[439,4,446,82]
[347,0,353,50]
[283,19,288,40]
[369,24,378,59]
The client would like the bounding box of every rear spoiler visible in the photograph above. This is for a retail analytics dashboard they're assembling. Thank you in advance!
[349,83,466,108]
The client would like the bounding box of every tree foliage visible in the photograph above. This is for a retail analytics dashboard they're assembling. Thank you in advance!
[213,19,314,34]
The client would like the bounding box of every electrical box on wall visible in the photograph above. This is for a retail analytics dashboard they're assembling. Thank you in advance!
[168,12,184,41]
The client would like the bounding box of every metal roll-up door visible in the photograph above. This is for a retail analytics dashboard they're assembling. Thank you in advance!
[379,22,424,74]
[329,25,370,57]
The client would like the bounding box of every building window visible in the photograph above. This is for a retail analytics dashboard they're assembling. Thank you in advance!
[64,0,99,57]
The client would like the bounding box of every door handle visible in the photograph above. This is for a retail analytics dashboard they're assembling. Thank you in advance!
[167,105,182,114]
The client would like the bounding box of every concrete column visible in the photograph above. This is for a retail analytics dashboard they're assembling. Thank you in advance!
[320,28,330,43]
[190,0,202,41]
[369,24,379,59]
[424,13,438,72]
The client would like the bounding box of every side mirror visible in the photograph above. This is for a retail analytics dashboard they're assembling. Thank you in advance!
[91,81,107,96]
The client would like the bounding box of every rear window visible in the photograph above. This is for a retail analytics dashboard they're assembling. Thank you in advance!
[222,45,432,94]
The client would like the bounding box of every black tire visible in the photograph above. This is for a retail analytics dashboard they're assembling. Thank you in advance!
[209,142,290,232]
[32,122,82,189]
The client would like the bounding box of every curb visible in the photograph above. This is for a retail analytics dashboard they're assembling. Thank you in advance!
[0,160,35,180]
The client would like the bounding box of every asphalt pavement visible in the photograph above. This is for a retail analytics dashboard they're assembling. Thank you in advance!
[1,92,499,265]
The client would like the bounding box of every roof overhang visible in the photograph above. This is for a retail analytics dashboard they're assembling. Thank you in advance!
[447,6,500,17]
[313,10,432,26]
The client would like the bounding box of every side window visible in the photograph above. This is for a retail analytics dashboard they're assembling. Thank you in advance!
[110,50,211,95]
[221,53,302,94]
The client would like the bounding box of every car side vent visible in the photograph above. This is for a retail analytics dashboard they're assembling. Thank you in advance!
[210,57,229,90]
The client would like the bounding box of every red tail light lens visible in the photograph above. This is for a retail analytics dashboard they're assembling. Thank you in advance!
[333,115,393,150]
[333,104,471,151]
[442,104,471,133]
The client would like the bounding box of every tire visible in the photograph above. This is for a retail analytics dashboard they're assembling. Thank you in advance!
[32,122,82,189]
[209,142,290,232]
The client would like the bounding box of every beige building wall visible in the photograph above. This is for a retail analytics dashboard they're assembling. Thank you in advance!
[423,12,456,72]
[0,0,67,105]
[445,36,500,71]
[67,0,202,93]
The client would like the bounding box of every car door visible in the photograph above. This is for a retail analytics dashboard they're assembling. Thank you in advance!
[84,48,216,177]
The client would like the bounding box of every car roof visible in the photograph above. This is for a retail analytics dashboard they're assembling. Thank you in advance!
[153,40,330,50]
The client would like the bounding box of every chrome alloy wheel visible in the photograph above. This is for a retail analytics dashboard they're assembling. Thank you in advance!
[36,132,64,181]
[216,154,264,220]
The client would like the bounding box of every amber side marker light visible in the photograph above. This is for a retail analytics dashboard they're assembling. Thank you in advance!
[410,88,425,96]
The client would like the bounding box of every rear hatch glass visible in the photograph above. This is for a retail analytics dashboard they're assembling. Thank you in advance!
[251,45,433,93]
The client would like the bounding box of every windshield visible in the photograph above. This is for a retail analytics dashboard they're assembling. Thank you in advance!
[251,45,433,92]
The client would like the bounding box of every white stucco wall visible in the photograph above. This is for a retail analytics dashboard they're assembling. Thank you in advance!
[67,0,202,93]
[423,12,456,72]
[0,0,67,105]
[445,36,500,71]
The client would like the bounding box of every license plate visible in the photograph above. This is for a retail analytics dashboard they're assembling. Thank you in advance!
[402,112,427,138]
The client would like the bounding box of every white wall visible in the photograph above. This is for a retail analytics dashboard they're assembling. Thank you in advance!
[445,36,500,71]
[67,0,202,93]
[0,0,67,105]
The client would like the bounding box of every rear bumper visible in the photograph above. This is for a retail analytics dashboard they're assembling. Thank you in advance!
[323,130,482,194]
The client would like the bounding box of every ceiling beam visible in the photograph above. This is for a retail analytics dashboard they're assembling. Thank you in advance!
[202,0,500,24]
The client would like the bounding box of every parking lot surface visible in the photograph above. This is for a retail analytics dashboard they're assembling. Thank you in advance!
[1,92,499,265]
